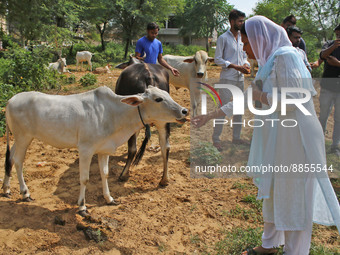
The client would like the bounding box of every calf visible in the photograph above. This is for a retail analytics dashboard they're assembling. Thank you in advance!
[93,64,112,74]
[163,50,214,116]
[76,51,94,71]
[3,86,188,214]
[48,58,67,73]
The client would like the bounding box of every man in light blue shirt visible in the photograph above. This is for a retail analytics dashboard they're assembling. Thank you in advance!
[213,9,250,150]
[135,22,179,76]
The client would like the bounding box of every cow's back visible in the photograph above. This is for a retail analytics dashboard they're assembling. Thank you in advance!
[115,63,169,95]
[6,87,117,148]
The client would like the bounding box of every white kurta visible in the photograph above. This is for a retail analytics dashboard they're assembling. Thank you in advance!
[221,50,340,232]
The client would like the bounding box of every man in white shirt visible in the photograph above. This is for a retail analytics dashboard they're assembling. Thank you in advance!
[286,26,312,72]
[213,9,250,150]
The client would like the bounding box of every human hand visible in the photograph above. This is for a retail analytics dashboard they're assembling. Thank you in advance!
[235,65,250,74]
[191,114,210,128]
[171,68,180,76]
[332,39,340,49]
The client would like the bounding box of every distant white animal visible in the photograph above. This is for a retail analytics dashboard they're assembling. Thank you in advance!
[162,50,214,116]
[3,86,188,214]
[48,58,67,73]
[93,64,112,74]
[76,51,94,71]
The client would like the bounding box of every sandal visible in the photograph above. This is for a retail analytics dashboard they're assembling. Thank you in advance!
[243,247,277,255]
[213,141,225,151]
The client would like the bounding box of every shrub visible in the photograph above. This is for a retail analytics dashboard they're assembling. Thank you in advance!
[0,83,23,136]
[67,74,76,84]
[0,44,58,90]
[191,141,222,165]
[79,73,97,87]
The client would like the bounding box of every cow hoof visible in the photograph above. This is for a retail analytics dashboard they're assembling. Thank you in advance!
[107,200,120,206]
[23,196,34,202]
[118,175,129,182]
[3,192,11,198]
[159,180,169,187]
[78,210,90,217]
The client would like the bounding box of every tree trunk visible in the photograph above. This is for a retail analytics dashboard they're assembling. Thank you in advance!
[96,22,107,51]
[205,35,209,53]
[101,32,105,51]
[124,37,130,59]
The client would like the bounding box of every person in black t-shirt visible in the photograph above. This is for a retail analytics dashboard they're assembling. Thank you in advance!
[319,24,340,157]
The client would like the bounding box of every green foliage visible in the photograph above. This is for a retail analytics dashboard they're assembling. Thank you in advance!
[163,44,213,56]
[176,0,233,51]
[253,0,339,78]
[191,141,222,165]
[79,73,97,87]
[211,227,264,255]
[0,45,58,90]
[241,194,263,212]
[62,74,76,84]
[0,84,23,136]
[225,204,263,223]
[111,0,185,57]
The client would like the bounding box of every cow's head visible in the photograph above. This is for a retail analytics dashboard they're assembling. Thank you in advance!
[58,58,67,67]
[183,50,214,78]
[115,54,145,69]
[121,86,188,125]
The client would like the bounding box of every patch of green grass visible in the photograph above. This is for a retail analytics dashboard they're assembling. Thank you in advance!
[158,242,167,252]
[223,205,263,223]
[204,227,339,255]
[309,242,340,255]
[206,227,267,255]
[191,141,222,165]
[241,194,263,212]
[231,180,256,191]
[190,234,201,244]
[190,203,198,212]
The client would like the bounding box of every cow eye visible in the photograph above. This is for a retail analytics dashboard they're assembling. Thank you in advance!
[155,97,163,103]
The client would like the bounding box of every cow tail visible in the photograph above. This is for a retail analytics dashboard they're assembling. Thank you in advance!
[5,121,12,177]
[132,124,151,166]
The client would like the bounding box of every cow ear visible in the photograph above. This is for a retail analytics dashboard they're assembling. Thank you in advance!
[121,96,144,106]
[208,57,214,62]
[183,58,194,63]
[115,62,129,69]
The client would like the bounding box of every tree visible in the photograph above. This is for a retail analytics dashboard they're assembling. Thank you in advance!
[81,0,116,51]
[0,0,85,50]
[3,0,49,45]
[177,0,233,52]
[253,0,340,42]
[111,0,184,59]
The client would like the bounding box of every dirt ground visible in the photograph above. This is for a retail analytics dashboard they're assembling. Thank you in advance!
[0,64,339,254]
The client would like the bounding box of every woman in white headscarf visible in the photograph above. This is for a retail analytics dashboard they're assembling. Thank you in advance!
[192,16,340,255]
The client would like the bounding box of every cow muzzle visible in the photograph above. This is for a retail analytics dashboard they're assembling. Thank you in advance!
[196,73,204,78]
[176,108,189,124]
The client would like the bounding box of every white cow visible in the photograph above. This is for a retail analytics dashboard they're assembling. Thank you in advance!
[76,51,94,71]
[162,50,214,116]
[3,86,188,214]
[48,58,67,73]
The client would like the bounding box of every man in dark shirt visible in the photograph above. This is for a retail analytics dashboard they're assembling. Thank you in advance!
[319,24,340,157]
[281,14,306,52]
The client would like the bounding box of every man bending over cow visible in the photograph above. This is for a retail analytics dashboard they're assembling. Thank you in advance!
[135,22,180,76]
